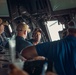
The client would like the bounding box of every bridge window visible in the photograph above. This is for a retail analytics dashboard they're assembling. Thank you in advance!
[46,20,65,41]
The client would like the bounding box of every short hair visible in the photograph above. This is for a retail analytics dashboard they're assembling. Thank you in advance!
[16,22,31,32]
[32,28,42,37]
[0,18,8,26]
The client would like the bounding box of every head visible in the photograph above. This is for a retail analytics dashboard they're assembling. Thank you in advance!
[32,28,42,45]
[0,18,8,34]
[16,22,31,39]
[68,20,76,36]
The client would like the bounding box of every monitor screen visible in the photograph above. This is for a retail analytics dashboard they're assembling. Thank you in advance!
[50,0,76,11]
[0,0,9,17]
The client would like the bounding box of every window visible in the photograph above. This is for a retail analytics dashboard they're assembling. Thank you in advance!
[46,20,65,41]
[0,0,9,17]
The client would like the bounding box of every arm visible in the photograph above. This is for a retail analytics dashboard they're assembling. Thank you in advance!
[45,71,57,75]
[21,46,38,60]
[21,42,52,60]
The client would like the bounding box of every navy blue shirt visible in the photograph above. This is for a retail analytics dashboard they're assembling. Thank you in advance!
[35,35,76,75]
[28,39,34,44]
[0,33,9,48]
[16,36,32,53]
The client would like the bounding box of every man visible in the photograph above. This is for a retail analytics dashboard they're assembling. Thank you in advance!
[16,22,32,53]
[21,20,76,75]
[0,18,8,48]
[29,28,53,73]
[29,27,42,45]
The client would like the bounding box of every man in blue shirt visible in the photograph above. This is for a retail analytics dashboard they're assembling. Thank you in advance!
[16,22,32,53]
[21,20,76,75]
[0,18,9,49]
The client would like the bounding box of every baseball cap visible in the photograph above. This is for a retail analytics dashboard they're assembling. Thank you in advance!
[16,22,31,32]
[68,20,76,29]
[0,18,8,26]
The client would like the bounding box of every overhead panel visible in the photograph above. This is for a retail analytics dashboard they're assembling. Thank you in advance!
[50,0,76,11]
[22,0,49,14]
[0,0,9,17]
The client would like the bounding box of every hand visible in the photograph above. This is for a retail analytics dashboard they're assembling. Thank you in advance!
[45,71,57,75]
[33,56,45,60]
[9,64,29,75]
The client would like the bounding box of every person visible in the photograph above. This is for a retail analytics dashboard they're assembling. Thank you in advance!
[29,28,53,73]
[28,27,42,45]
[0,18,9,49]
[16,22,33,54]
[21,20,76,75]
